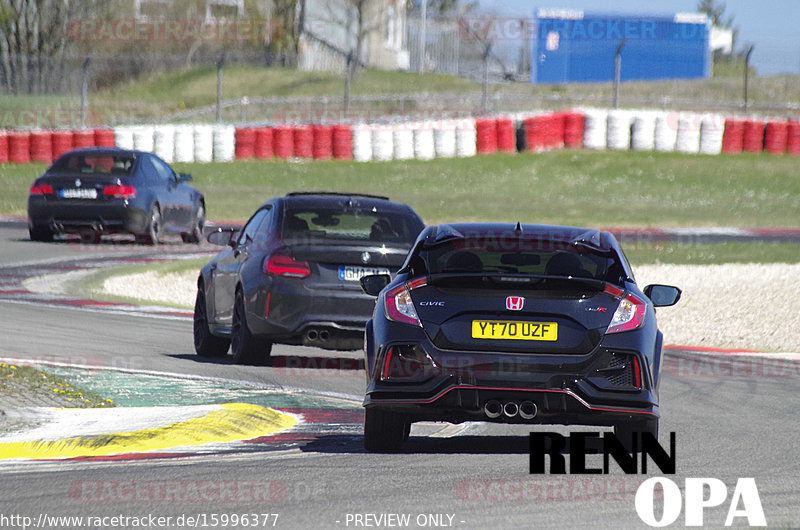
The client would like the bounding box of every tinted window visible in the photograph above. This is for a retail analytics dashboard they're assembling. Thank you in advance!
[417,238,623,284]
[238,208,271,246]
[149,156,176,182]
[50,154,135,175]
[281,206,417,244]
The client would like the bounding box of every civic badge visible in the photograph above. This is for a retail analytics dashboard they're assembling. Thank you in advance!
[75,178,82,187]
[506,296,524,311]
[361,251,371,264]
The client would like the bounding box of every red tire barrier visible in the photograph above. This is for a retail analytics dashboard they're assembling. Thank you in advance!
[742,120,765,153]
[51,130,74,159]
[721,119,744,154]
[273,126,294,159]
[8,131,31,164]
[787,121,800,156]
[764,121,788,155]
[235,127,256,159]
[312,125,334,160]
[94,128,115,147]
[475,118,498,154]
[0,131,8,164]
[332,124,353,160]
[254,127,274,159]
[293,125,313,159]
[72,129,95,149]
[524,115,550,152]
[29,130,53,163]
[496,118,516,153]
[563,112,585,148]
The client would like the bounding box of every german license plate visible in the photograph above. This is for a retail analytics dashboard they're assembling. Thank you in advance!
[338,265,389,281]
[60,188,97,199]
[472,320,558,341]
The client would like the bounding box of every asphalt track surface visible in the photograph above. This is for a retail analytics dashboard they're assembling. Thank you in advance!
[0,221,799,529]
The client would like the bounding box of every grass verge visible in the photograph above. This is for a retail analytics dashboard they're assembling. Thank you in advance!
[0,362,115,409]
[3,150,800,228]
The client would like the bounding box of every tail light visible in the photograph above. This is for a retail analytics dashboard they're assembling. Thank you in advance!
[264,254,310,278]
[606,293,647,334]
[384,278,426,326]
[103,185,137,199]
[379,344,438,382]
[30,183,53,195]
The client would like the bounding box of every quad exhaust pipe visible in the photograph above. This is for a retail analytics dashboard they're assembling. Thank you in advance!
[483,400,537,420]
[305,328,330,343]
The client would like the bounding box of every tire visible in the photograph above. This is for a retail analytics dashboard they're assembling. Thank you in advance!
[614,418,659,452]
[193,288,230,357]
[29,224,54,242]
[364,408,408,452]
[231,289,271,365]
[182,204,205,244]
[137,205,162,245]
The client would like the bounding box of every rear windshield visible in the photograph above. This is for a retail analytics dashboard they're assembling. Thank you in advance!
[414,238,624,284]
[50,154,135,175]
[281,207,419,244]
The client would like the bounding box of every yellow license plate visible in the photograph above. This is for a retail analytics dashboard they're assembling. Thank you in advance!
[471,320,558,341]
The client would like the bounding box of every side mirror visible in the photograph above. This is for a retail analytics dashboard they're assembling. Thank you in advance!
[207,227,238,248]
[643,284,682,307]
[179,173,192,182]
[360,274,391,297]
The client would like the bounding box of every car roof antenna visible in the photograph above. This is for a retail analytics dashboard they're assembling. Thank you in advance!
[514,221,523,234]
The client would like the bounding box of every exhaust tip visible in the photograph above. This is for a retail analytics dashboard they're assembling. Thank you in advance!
[483,400,502,419]
[319,330,330,342]
[519,401,537,420]
[503,402,519,418]
[306,329,318,341]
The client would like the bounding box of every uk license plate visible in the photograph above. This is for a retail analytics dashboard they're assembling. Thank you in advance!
[472,320,558,341]
[338,266,389,281]
[60,188,97,199]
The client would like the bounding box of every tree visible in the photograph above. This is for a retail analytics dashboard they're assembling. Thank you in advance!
[696,0,739,52]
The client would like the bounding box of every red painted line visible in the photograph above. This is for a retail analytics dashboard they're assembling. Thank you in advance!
[665,344,762,354]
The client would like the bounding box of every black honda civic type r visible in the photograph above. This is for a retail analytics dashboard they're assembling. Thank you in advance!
[360,222,681,452]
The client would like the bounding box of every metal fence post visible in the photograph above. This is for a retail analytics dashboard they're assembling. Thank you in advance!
[613,39,626,109]
[80,57,91,128]
[216,54,225,123]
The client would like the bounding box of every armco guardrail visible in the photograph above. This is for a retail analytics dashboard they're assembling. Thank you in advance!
[2,110,800,165]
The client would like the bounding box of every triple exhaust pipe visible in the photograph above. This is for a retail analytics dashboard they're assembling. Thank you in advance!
[483,400,537,420]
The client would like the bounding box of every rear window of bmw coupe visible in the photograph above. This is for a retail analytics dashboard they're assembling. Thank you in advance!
[50,154,136,175]
[281,207,419,244]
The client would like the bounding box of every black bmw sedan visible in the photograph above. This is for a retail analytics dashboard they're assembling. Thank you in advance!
[359,222,681,452]
[193,192,425,365]
[27,147,205,244]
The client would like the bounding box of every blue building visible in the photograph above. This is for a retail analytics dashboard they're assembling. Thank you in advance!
[531,9,711,84]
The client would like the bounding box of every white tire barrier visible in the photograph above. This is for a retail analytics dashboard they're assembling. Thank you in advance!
[113,126,134,150]
[582,109,608,150]
[212,124,236,162]
[153,125,175,163]
[352,124,373,162]
[676,112,701,154]
[132,126,155,152]
[392,124,414,160]
[606,110,632,150]
[455,117,477,157]
[174,125,195,162]
[193,125,214,163]
[699,114,725,155]
[631,112,657,151]
[413,123,435,160]
[433,120,457,158]
[371,124,394,162]
[654,113,677,152]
